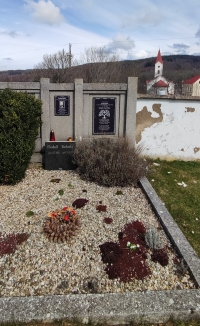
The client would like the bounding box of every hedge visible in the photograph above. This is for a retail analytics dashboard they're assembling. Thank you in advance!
[0,88,42,184]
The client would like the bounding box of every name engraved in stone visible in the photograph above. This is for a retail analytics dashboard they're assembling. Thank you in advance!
[99,125,110,131]
[99,118,109,124]
[47,145,58,149]
[48,151,60,155]
[61,144,73,149]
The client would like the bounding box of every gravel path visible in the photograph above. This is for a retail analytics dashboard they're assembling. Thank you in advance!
[0,168,195,297]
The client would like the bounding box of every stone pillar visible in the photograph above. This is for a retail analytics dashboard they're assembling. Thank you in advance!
[74,79,83,141]
[40,78,50,147]
[126,77,138,145]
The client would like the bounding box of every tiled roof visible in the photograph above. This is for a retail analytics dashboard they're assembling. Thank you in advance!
[182,76,200,84]
[155,49,163,64]
[152,80,168,87]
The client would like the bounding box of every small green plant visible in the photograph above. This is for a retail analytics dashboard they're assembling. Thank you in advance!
[58,189,64,196]
[26,211,34,217]
[116,190,123,195]
[68,183,73,187]
[54,197,59,201]
[127,241,139,251]
[73,137,148,187]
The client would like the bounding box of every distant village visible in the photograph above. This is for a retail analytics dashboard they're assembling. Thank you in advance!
[146,49,200,96]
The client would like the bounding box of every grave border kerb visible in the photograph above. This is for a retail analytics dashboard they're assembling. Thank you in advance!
[0,177,199,324]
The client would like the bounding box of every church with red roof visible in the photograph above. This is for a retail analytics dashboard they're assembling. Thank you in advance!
[146,50,175,95]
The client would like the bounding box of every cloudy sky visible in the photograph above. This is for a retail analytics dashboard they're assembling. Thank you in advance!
[1,0,200,70]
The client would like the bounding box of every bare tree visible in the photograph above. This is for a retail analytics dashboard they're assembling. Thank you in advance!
[78,46,120,64]
[32,48,73,83]
[75,46,121,83]
[32,45,121,83]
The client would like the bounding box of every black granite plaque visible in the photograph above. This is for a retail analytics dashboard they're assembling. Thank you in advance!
[45,142,77,170]
[54,96,70,116]
[93,97,116,135]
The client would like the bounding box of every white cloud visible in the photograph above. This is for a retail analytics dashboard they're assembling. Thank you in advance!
[107,34,135,51]
[24,0,65,25]
[0,30,27,38]
[121,6,162,29]
[168,43,190,54]
[127,50,150,60]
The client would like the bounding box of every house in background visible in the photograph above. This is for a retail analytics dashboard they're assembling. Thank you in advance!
[146,50,175,95]
[182,76,200,96]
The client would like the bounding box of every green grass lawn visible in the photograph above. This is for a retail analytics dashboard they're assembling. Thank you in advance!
[147,159,200,257]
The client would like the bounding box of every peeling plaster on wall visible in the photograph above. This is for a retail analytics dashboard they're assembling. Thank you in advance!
[136,99,200,160]
[186,107,195,113]
[194,147,200,153]
[136,104,163,143]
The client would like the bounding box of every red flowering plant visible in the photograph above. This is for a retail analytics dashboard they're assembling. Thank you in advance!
[48,206,76,220]
[43,206,80,243]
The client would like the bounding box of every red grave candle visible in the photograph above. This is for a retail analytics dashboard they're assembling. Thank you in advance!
[50,130,55,141]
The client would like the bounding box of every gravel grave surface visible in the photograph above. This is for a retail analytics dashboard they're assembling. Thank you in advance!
[0,168,196,297]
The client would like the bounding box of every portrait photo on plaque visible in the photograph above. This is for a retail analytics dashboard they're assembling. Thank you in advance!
[54,96,70,116]
[92,97,116,135]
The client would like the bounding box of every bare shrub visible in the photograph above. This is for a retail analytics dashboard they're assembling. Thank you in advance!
[73,137,148,187]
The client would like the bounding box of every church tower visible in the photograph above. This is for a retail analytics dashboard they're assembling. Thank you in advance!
[154,49,163,77]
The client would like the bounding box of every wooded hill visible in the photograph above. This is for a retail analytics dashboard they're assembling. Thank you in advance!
[1,54,200,94]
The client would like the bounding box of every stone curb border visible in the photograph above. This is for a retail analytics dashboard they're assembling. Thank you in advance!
[0,177,199,324]
[139,177,200,288]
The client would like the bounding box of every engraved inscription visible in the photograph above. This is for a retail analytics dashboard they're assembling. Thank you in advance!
[54,96,70,116]
[93,97,116,135]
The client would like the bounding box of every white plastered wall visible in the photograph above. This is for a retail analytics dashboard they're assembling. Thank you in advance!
[136,98,200,160]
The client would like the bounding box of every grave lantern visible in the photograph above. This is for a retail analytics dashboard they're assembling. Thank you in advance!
[50,130,55,141]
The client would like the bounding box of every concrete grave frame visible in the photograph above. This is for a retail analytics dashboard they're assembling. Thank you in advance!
[0,177,199,324]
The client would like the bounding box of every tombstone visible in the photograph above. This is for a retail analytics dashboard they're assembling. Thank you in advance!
[93,97,116,135]
[54,96,70,116]
[45,141,77,170]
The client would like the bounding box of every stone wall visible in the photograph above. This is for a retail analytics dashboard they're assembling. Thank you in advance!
[1,79,199,162]
[0,78,138,163]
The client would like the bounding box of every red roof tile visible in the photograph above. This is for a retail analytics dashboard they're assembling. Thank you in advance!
[182,76,200,84]
[155,49,163,64]
[152,80,168,87]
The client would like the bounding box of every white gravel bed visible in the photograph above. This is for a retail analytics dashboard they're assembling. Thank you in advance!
[0,168,196,297]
